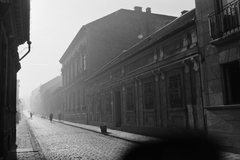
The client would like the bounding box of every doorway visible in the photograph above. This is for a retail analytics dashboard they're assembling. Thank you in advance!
[115,91,122,127]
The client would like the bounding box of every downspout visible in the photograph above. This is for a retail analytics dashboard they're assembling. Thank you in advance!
[19,40,31,61]
[199,53,207,133]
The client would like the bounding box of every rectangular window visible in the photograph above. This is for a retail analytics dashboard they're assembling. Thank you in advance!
[96,93,102,113]
[105,91,111,112]
[90,95,94,113]
[222,61,240,104]
[143,78,154,110]
[73,92,75,111]
[169,75,183,108]
[83,53,86,70]
[126,86,135,111]
[77,90,80,111]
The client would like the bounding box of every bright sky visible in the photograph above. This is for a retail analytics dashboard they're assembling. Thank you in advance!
[17,0,195,98]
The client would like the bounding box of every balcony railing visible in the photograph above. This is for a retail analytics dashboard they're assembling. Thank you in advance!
[208,0,240,40]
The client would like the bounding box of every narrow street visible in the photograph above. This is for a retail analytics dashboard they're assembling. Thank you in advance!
[7,111,240,160]
[26,114,135,160]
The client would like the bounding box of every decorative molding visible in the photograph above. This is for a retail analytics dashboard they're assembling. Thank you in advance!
[152,70,159,81]
[136,76,141,85]
[191,57,199,71]
[121,67,125,75]
[122,85,125,91]
[158,69,165,80]
[182,60,189,73]
[158,47,164,60]
[134,81,138,87]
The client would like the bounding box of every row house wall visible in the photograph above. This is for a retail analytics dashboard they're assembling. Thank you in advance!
[0,1,30,158]
[195,0,240,153]
[85,15,204,138]
[60,8,177,124]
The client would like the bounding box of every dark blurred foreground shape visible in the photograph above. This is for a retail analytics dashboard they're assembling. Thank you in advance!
[122,136,221,160]
[0,0,30,159]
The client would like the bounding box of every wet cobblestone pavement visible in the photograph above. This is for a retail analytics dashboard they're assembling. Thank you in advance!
[5,111,240,160]
[28,115,135,160]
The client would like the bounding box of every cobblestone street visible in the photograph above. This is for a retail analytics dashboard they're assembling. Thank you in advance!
[5,112,240,160]
[27,115,135,160]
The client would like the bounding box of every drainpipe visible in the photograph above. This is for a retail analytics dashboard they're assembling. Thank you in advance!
[199,53,207,133]
[19,40,31,61]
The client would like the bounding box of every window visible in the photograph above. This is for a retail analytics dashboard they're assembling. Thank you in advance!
[222,61,240,104]
[89,95,94,113]
[73,92,75,111]
[77,90,80,111]
[96,93,102,113]
[83,53,86,70]
[105,91,111,112]
[169,75,183,108]
[126,86,135,111]
[143,78,154,109]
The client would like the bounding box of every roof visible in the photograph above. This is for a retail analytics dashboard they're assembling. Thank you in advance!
[86,9,196,81]
[59,8,176,63]
[39,76,62,94]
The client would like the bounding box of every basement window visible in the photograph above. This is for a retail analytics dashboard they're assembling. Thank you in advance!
[222,61,240,104]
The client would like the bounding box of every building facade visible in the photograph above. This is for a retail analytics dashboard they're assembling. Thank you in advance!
[84,10,204,139]
[195,0,240,153]
[59,7,176,123]
[0,0,30,158]
[38,76,62,117]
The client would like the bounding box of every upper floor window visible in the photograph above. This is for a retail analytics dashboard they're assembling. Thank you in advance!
[222,61,240,104]
[83,53,86,71]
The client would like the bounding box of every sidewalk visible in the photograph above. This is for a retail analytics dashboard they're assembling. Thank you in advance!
[53,118,160,144]
[5,117,45,160]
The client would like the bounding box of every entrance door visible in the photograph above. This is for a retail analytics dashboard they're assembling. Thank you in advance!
[167,69,187,128]
[115,91,122,127]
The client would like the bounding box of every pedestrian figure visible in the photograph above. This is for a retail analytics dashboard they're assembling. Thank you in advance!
[29,112,33,119]
[49,113,53,123]
[58,112,62,122]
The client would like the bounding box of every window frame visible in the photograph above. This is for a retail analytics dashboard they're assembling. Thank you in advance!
[142,77,155,110]
[126,83,135,111]
[222,60,240,104]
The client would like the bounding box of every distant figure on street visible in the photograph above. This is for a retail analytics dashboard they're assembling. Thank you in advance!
[29,112,33,120]
[49,113,53,123]
[58,112,62,122]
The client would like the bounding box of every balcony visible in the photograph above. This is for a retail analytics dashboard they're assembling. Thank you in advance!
[208,0,240,42]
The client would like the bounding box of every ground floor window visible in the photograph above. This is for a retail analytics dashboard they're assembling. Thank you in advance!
[126,85,135,111]
[96,93,102,113]
[105,91,111,112]
[169,75,183,108]
[222,61,240,104]
[143,77,154,110]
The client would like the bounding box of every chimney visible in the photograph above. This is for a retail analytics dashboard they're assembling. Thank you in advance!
[181,10,188,15]
[146,7,151,13]
[134,6,142,12]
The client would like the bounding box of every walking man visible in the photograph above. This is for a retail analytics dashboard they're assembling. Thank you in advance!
[49,113,53,123]
[29,112,33,120]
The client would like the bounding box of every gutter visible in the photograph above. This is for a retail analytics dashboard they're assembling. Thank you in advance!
[19,40,31,61]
